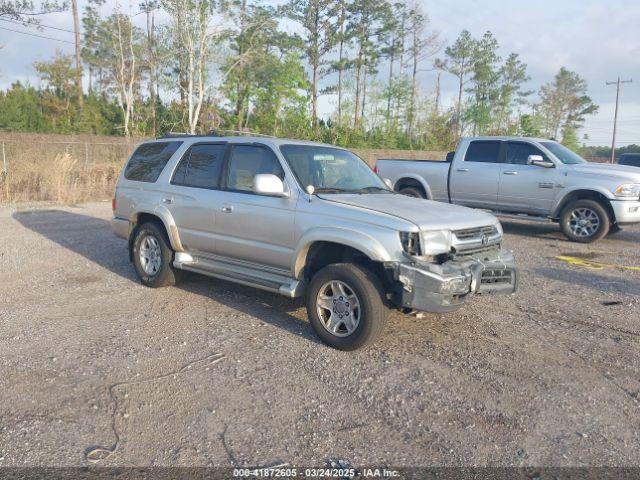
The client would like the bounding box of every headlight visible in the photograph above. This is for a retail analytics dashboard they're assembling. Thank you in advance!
[614,184,640,198]
[399,231,421,256]
[420,230,452,256]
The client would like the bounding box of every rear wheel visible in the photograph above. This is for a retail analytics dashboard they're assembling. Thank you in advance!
[132,222,181,287]
[399,186,425,199]
[560,199,610,243]
[305,263,388,351]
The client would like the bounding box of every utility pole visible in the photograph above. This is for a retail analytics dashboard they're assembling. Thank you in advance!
[71,0,83,108]
[606,77,632,163]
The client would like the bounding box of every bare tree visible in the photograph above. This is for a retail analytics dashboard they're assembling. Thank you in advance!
[113,4,138,136]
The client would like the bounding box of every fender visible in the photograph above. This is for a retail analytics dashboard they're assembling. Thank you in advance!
[394,174,433,199]
[129,204,185,252]
[551,186,615,218]
[292,227,393,279]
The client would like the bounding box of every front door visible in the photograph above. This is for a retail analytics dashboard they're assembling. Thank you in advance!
[497,141,559,214]
[450,140,503,209]
[214,144,297,270]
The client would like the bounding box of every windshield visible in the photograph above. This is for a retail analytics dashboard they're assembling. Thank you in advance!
[279,144,390,193]
[541,141,587,165]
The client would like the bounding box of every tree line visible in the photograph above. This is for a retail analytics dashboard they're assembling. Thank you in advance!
[0,0,599,151]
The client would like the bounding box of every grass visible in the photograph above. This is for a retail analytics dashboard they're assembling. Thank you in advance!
[0,132,446,204]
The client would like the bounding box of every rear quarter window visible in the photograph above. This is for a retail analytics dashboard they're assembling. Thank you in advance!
[124,141,182,183]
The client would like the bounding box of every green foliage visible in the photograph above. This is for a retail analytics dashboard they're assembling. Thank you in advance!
[0,1,601,153]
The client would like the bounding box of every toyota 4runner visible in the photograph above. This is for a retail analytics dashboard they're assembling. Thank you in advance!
[111,135,517,350]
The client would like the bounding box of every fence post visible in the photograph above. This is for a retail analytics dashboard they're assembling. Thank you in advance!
[2,141,7,200]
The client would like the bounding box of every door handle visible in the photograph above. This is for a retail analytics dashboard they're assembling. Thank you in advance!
[503,171,518,175]
[456,168,469,172]
[221,206,233,213]
[161,197,173,204]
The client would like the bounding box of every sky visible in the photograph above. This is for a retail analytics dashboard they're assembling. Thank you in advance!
[0,0,639,146]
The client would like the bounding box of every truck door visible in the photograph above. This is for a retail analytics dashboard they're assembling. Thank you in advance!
[450,140,503,209]
[497,141,559,214]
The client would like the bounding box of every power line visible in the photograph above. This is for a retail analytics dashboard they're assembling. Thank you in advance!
[0,25,76,45]
[0,17,75,34]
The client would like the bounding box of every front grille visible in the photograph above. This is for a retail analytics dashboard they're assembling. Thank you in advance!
[454,225,499,240]
[481,269,513,285]
[452,224,501,256]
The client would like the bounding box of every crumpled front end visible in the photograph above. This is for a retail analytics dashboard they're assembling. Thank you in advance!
[392,248,517,313]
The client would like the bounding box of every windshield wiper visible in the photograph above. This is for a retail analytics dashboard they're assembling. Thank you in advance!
[314,187,350,194]
[350,186,393,194]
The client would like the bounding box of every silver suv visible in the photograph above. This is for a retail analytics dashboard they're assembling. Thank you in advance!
[111,135,517,350]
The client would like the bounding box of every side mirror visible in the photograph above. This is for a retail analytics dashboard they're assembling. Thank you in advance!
[383,178,393,189]
[527,155,555,168]
[253,174,289,197]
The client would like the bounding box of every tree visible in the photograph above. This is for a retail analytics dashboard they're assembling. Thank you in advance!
[161,0,225,134]
[0,0,67,22]
[406,2,439,135]
[494,53,530,132]
[466,31,500,135]
[288,0,337,128]
[538,67,598,141]
[70,0,83,108]
[435,30,475,138]
[34,50,78,130]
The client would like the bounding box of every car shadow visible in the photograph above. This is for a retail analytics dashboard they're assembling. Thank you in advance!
[534,266,640,297]
[13,209,321,346]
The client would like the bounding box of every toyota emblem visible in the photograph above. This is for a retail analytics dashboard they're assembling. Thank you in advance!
[481,234,489,246]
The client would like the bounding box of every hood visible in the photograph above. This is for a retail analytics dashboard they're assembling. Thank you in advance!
[318,193,499,231]
[569,163,640,182]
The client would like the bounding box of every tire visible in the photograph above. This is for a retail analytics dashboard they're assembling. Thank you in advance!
[560,199,610,243]
[305,263,388,351]
[399,186,426,199]
[131,222,181,287]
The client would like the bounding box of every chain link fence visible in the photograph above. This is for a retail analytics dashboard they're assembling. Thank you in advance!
[0,134,447,204]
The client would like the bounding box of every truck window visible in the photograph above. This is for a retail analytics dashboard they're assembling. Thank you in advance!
[226,145,285,193]
[172,143,226,189]
[619,154,640,167]
[124,141,182,183]
[506,142,548,165]
[464,141,502,163]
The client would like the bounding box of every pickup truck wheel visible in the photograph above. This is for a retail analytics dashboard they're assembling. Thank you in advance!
[399,186,425,199]
[306,263,388,351]
[560,199,610,243]
[132,222,181,287]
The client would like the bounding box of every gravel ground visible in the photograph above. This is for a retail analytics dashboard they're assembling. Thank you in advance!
[0,202,639,468]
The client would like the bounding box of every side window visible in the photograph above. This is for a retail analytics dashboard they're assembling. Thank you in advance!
[464,141,502,163]
[172,144,226,189]
[506,142,547,165]
[226,145,285,193]
[124,141,182,182]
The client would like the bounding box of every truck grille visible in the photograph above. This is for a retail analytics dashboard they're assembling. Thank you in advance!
[454,225,499,240]
[452,225,502,256]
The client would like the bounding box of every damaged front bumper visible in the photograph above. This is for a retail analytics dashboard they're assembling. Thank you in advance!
[392,249,517,313]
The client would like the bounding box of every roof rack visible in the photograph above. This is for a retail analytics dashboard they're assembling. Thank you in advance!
[158,129,277,140]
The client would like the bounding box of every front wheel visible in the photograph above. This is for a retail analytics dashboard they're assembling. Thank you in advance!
[560,199,610,243]
[305,263,388,351]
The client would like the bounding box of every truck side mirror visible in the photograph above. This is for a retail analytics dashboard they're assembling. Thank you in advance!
[527,155,555,168]
[253,174,289,197]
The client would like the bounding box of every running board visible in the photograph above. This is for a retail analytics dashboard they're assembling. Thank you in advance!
[173,252,303,298]
[492,212,554,223]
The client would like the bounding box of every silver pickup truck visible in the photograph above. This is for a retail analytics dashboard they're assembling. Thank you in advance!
[377,136,640,243]
[111,135,517,350]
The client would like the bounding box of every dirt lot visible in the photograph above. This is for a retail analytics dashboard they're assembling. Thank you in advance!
[0,202,639,468]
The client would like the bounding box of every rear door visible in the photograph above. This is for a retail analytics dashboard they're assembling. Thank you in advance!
[450,140,503,209]
[163,142,227,254]
[497,141,559,214]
